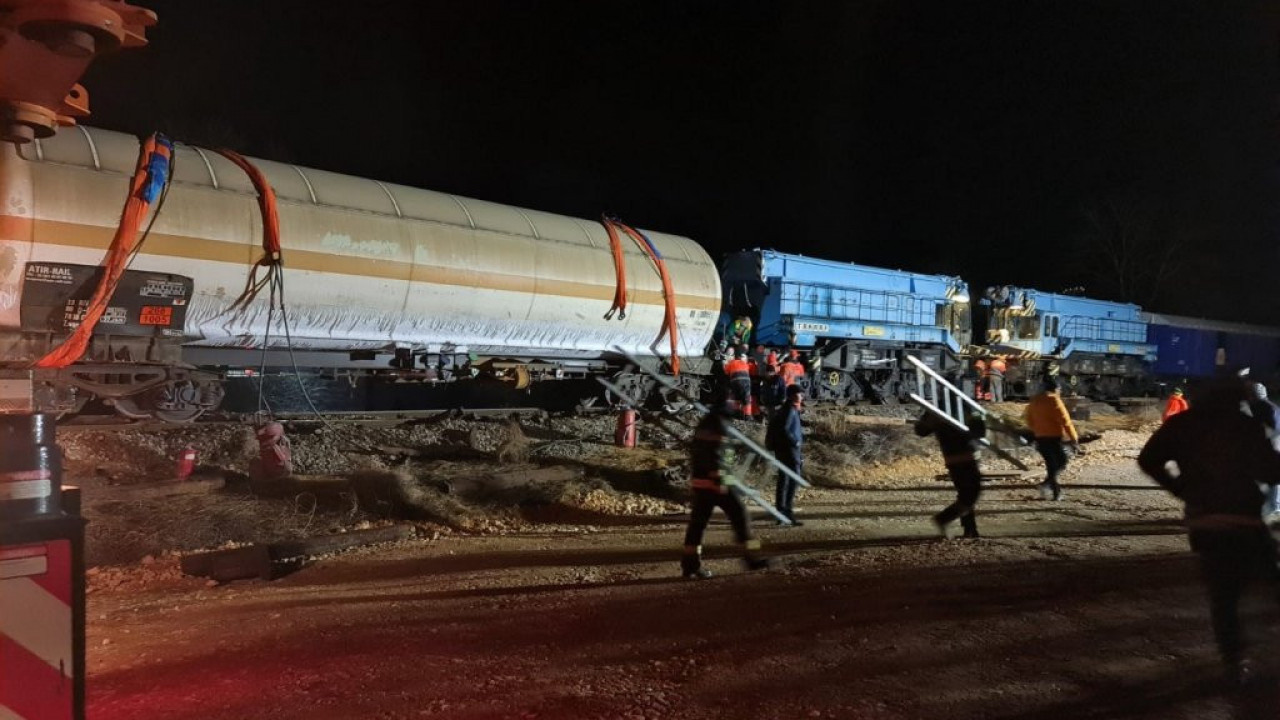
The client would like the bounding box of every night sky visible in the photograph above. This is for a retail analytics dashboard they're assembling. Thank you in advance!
[83,1,1280,323]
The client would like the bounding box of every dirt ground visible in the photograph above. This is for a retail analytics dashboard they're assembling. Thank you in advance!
[72,403,1280,719]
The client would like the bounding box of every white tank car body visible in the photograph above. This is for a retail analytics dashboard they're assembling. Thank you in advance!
[0,127,721,363]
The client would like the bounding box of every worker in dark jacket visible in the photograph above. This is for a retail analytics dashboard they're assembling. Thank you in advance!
[915,408,987,539]
[766,384,806,525]
[760,364,787,421]
[1138,376,1280,683]
[681,401,770,579]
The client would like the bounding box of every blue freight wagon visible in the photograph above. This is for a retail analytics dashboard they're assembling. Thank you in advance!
[980,286,1154,398]
[719,249,971,403]
[1142,312,1280,386]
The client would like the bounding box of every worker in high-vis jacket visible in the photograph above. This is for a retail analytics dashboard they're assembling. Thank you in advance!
[724,349,752,410]
[681,401,770,579]
[987,356,1007,403]
[1024,378,1082,501]
[727,315,753,347]
[1162,387,1189,422]
[973,358,989,401]
[781,349,806,391]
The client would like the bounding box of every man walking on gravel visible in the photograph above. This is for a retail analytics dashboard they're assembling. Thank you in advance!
[680,401,770,579]
[1025,378,1081,501]
[915,407,986,539]
[766,384,806,526]
[1138,376,1280,684]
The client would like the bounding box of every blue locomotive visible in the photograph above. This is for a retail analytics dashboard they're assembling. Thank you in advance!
[979,286,1154,398]
[717,249,1280,404]
[718,249,972,404]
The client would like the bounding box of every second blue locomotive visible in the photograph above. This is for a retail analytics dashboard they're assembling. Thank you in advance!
[718,248,1280,401]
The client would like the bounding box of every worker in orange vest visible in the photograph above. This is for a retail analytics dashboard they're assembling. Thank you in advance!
[781,350,806,392]
[765,349,780,373]
[1162,387,1189,422]
[745,349,760,418]
[973,359,989,401]
[724,349,752,411]
[987,357,1007,403]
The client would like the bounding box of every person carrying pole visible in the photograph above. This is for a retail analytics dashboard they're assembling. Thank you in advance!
[1138,376,1280,685]
[681,400,771,579]
[766,384,806,526]
[1025,378,1081,501]
[915,405,987,539]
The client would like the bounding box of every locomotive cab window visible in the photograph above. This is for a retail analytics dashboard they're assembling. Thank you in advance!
[1017,314,1040,339]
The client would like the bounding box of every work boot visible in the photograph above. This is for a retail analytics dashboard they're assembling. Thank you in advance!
[680,552,705,579]
[1036,482,1053,500]
[933,515,953,540]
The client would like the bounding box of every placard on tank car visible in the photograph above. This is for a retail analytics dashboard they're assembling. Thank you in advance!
[20,262,192,338]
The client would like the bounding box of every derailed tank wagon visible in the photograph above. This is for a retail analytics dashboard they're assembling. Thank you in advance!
[719,249,972,404]
[0,127,722,420]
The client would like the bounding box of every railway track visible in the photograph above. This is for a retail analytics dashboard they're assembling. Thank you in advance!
[56,407,553,433]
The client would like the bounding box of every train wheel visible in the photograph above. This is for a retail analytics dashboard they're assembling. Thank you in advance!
[111,381,210,423]
[605,372,654,407]
[819,371,853,406]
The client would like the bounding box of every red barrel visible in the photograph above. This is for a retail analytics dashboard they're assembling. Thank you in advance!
[0,413,61,520]
[614,409,637,448]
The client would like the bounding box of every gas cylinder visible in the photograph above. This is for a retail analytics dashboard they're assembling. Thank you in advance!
[614,408,637,448]
[0,413,60,520]
[175,445,197,480]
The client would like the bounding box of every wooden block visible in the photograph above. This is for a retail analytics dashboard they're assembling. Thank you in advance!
[180,545,274,582]
[269,524,416,561]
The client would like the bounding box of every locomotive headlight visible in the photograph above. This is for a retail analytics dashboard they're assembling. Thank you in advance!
[952,291,970,304]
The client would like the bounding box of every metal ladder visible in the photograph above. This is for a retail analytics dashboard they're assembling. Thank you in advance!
[904,354,1029,470]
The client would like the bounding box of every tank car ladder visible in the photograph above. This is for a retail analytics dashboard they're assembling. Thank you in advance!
[904,354,1029,470]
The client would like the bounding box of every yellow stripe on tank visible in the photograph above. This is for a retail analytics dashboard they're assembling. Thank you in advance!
[16,217,721,311]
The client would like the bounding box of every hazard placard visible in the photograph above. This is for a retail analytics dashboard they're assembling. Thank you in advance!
[139,306,173,326]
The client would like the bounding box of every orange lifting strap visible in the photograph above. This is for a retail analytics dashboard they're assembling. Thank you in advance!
[601,214,628,320]
[605,218,681,376]
[36,132,172,368]
[213,148,283,320]
[215,148,281,259]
